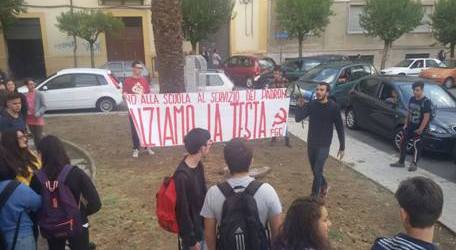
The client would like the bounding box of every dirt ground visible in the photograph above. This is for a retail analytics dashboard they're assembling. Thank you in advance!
[44,113,456,250]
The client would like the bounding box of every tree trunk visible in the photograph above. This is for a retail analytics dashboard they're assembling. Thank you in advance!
[381,40,392,70]
[151,0,185,93]
[89,43,95,68]
[72,36,78,67]
[298,36,303,59]
[191,41,198,55]
[451,42,455,59]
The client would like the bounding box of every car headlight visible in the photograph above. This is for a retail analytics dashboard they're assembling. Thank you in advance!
[429,124,447,135]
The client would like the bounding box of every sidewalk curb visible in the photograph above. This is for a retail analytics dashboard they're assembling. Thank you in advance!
[61,138,96,181]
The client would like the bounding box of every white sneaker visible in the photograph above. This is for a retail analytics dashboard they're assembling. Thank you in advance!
[132,149,139,158]
[146,148,155,155]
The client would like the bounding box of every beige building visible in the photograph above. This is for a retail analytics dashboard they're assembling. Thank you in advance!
[267,0,442,68]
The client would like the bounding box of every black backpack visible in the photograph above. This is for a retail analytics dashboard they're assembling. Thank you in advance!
[216,180,270,250]
[0,181,21,250]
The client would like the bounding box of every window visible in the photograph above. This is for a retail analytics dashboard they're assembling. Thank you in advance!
[350,65,372,81]
[97,75,109,85]
[239,57,253,67]
[227,57,240,66]
[206,75,224,86]
[412,6,433,33]
[405,53,430,59]
[46,75,74,90]
[109,63,123,72]
[73,74,100,88]
[410,60,424,69]
[100,0,144,6]
[359,78,380,97]
[348,55,374,64]
[426,60,440,68]
[348,5,365,34]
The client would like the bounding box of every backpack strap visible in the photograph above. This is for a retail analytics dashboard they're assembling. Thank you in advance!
[0,180,20,211]
[244,180,263,196]
[11,212,23,250]
[217,182,236,198]
[57,165,74,183]
[36,169,49,185]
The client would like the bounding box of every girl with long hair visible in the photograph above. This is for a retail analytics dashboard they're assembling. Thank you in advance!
[30,135,101,250]
[274,197,332,250]
[1,129,41,185]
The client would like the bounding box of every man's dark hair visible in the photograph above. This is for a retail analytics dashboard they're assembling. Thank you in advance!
[183,128,211,155]
[318,82,331,93]
[6,92,22,102]
[24,78,34,85]
[412,81,425,90]
[131,60,143,68]
[395,176,443,228]
[224,138,253,174]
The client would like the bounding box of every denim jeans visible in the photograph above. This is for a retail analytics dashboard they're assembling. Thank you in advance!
[129,115,141,150]
[308,146,330,196]
[10,234,36,250]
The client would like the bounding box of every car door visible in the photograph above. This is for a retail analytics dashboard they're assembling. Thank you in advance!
[333,65,372,107]
[202,73,226,92]
[408,59,425,75]
[38,74,75,110]
[223,56,240,83]
[71,73,108,109]
[369,83,402,137]
[350,77,382,129]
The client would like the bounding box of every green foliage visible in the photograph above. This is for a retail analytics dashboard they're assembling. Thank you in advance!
[56,11,84,38]
[0,0,26,30]
[181,0,234,51]
[276,0,333,41]
[431,0,456,57]
[359,0,424,43]
[78,10,124,45]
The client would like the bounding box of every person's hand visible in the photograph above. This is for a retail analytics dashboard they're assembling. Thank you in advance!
[189,242,201,250]
[297,97,305,107]
[337,150,345,161]
[415,128,424,135]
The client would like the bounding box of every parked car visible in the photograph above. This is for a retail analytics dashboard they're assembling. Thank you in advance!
[420,66,456,89]
[282,55,349,81]
[346,75,456,160]
[222,55,274,88]
[381,58,446,76]
[197,70,235,92]
[287,62,377,108]
[99,61,151,84]
[19,68,122,112]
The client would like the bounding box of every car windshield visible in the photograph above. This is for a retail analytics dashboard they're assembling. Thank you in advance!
[396,59,414,68]
[437,61,448,68]
[259,59,274,70]
[300,66,339,83]
[399,83,456,109]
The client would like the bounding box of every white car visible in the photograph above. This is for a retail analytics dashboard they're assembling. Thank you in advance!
[197,71,235,92]
[381,58,446,76]
[19,68,123,112]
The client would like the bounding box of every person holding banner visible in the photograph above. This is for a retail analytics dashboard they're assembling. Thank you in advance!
[295,82,345,199]
[270,67,291,147]
[123,61,155,158]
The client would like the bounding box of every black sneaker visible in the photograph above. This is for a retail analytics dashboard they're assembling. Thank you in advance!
[408,163,418,172]
[390,162,405,168]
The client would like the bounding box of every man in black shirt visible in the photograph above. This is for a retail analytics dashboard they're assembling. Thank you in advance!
[391,81,431,172]
[295,82,345,198]
[175,128,212,250]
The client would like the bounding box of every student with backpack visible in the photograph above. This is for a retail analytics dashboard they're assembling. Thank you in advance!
[0,145,41,250]
[29,135,101,250]
[390,81,433,172]
[274,197,332,250]
[174,128,212,250]
[201,138,282,250]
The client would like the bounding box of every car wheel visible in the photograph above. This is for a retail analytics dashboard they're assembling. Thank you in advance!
[444,78,454,89]
[97,97,116,113]
[345,108,359,130]
[246,78,254,88]
[398,73,406,76]
[393,127,413,153]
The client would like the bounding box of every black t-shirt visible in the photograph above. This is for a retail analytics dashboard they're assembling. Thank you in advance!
[408,96,432,128]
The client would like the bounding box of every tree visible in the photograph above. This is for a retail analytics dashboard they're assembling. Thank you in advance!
[182,0,234,53]
[56,10,83,67]
[431,0,456,58]
[276,0,333,59]
[78,10,124,68]
[0,0,25,31]
[360,0,424,69]
[152,0,186,93]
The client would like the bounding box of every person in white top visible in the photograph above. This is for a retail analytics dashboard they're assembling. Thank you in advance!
[211,49,222,68]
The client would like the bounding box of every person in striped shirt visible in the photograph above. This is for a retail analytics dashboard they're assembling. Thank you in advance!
[372,177,443,250]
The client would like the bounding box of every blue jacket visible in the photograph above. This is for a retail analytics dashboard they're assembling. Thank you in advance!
[0,180,41,246]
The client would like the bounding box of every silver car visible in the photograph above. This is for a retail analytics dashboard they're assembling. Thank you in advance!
[99,61,151,84]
